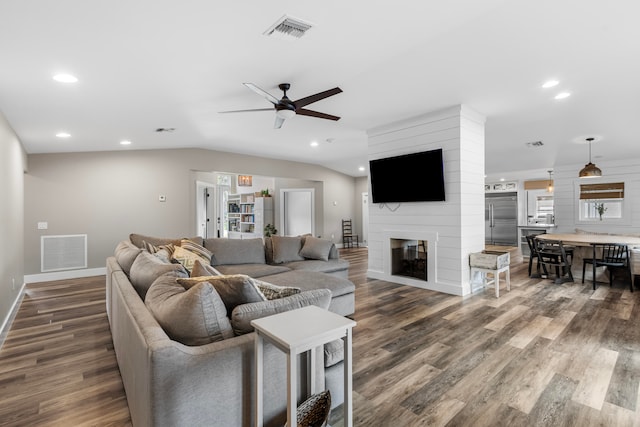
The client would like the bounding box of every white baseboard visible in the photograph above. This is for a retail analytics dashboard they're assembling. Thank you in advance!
[24,267,107,284]
[0,282,26,350]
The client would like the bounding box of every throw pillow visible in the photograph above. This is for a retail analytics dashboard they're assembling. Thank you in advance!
[129,251,188,299]
[145,274,234,345]
[178,274,266,314]
[171,245,208,274]
[231,289,331,335]
[130,233,204,249]
[324,339,344,368]
[114,240,142,276]
[180,239,212,264]
[253,279,301,300]
[299,236,334,262]
[191,259,222,277]
[271,235,305,264]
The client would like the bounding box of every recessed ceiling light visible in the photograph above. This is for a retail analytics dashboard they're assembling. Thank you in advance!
[554,92,571,100]
[358,166,365,172]
[542,80,559,88]
[120,140,132,146]
[310,141,319,147]
[52,73,78,83]
[500,178,505,182]
[56,132,71,138]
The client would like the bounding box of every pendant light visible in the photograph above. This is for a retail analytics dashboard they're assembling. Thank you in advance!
[547,170,554,193]
[579,137,602,178]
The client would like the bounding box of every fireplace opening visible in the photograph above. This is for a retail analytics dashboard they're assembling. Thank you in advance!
[391,239,427,281]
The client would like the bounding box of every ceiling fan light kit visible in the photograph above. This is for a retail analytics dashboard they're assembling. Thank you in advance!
[221,82,342,129]
[579,137,602,178]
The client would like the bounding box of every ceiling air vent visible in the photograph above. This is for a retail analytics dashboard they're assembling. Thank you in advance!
[264,15,313,39]
[525,141,544,148]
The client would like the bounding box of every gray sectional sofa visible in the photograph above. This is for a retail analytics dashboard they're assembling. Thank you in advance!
[106,234,355,427]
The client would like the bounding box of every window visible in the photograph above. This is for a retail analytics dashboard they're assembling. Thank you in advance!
[578,182,624,221]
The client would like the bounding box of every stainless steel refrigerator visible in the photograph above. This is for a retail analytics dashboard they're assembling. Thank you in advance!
[485,192,518,246]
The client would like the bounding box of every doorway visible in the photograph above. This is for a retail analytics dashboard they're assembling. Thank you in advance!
[196,182,217,238]
[280,188,315,236]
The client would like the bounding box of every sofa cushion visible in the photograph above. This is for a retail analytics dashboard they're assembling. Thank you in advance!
[129,251,188,299]
[178,274,266,314]
[271,235,304,264]
[205,238,266,266]
[215,263,291,278]
[230,289,331,335]
[324,339,344,368]
[282,259,350,275]
[253,279,301,300]
[264,270,355,298]
[130,233,204,249]
[145,275,233,345]
[114,240,142,276]
[299,236,334,261]
[191,259,222,277]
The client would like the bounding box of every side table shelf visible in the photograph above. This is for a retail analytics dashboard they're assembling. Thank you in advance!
[251,305,356,427]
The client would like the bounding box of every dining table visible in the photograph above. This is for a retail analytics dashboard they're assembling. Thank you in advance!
[535,232,640,284]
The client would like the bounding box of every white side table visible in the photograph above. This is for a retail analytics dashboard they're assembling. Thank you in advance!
[252,305,356,427]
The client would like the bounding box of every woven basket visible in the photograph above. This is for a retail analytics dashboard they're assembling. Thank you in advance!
[296,390,331,427]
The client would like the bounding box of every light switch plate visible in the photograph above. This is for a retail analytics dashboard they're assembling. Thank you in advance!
[37,221,48,230]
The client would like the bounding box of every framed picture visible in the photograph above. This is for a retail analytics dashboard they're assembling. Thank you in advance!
[238,175,252,186]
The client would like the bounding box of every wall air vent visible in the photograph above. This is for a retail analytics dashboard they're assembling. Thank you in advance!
[525,141,544,148]
[264,15,313,39]
[41,234,87,272]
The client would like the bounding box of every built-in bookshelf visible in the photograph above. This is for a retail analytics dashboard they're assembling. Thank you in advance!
[227,194,273,239]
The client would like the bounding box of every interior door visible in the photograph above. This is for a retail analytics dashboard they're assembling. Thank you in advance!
[280,189,314,236]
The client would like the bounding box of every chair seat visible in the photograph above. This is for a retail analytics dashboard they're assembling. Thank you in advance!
[582,243,632,291]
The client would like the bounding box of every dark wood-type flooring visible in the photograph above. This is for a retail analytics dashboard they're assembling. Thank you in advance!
[2,249,640,426]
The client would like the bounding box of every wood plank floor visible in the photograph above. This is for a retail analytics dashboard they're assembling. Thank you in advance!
[2,249,640,426]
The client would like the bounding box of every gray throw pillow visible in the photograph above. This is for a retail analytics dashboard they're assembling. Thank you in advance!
[324,339,344,368]
[191,259,222,277]
[178,274,266,314]
[299,236,334,261]
[129,251,188,299]
[114,240,142,276]
[231,289,331,335]
[271,235,305,264]
[145,275,233,345]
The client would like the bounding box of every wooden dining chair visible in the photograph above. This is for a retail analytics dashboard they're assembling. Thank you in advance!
[525,234,544,278]
[536,239,574,284]
[582,243,632,291]
[341,219,359,248]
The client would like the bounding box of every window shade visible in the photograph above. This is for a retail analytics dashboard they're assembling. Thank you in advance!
[579,182,624,200]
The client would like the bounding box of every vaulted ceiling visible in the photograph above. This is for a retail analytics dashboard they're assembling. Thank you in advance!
[1,1,638,178]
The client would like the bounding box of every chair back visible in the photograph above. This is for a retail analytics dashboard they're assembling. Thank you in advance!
[537,239,570,267]
[526,233,546,256]
[592,243,629,266]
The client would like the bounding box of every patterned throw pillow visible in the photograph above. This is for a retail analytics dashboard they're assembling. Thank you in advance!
[171,246,208,273]
[180,239,213,263]
[252,279,301,300]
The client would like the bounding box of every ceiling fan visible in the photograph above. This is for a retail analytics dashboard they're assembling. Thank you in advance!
[220,83,342,129]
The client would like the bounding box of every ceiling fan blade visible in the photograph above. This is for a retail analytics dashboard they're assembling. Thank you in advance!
[218,108,274,114]
[274,115,285,129]
[243,83,280,105]
[296,108,341,121]
[293,87,342,109]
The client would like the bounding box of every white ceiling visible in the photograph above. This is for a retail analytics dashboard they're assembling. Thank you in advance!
[1,1,639,178]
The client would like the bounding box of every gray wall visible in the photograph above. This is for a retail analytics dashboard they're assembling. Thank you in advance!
[0,112,27,331]
[24,148,357,275]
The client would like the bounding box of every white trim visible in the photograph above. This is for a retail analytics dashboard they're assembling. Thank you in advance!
[0,282,26,350]
[279,188,315,236]
[24,267,106,284]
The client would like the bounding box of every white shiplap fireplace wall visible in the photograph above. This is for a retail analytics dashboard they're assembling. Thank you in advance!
[366,105,485,296]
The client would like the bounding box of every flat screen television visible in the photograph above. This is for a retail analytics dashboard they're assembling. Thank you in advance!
[369,148,445,203]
